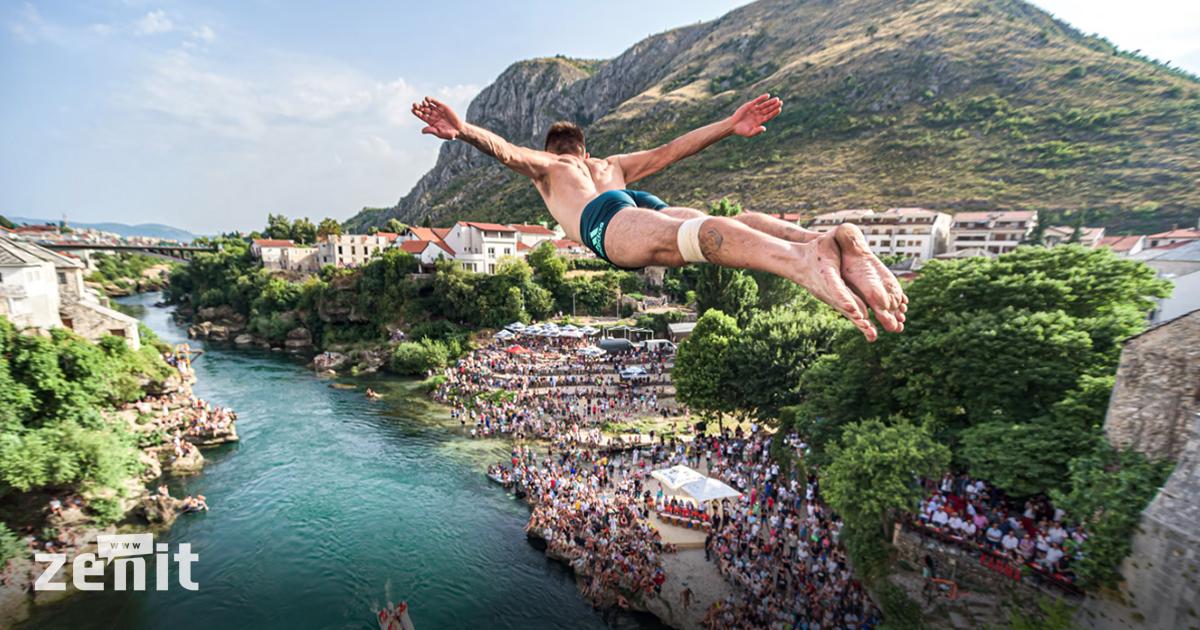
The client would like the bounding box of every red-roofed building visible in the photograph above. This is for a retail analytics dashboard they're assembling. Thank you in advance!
[1099,235,1147,256]
[250,239,295,269]
[399,239,454,271]
[509,223,562,249]
[1148,228,1200,249]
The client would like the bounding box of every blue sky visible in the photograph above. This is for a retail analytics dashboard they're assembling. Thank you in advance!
[2,0,1198,234]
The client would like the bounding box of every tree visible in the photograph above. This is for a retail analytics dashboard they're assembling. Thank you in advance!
[727,300,848,420]
[291,217,317,245]
[264,213,293,240]
[824,418,950,539]
[1050,446,1171,588]
[959,419,1098,496]
[672,310,741,425]
[0,215,14,230]
[317,218,342,239]
[527,241,567,289]
[384,218,407,234]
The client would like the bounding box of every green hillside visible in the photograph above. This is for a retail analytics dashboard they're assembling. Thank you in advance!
[352,0,1200,234]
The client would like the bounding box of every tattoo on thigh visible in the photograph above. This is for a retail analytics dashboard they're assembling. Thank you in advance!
[701,228,724,258]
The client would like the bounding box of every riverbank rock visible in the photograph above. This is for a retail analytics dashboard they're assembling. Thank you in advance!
[140,493,184,527]
[313,352,348,372]
[284,327,313,351]
[234,333,256,345]
[348,348,387,374]
[163,447,205,476]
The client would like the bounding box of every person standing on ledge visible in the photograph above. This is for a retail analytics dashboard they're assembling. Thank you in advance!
[411,94,906,340]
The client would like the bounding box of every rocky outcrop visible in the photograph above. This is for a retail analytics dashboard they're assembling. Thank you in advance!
[313,352,348,372]
[284,327,313,351]
[347,0,1200,234]
[188,305,248,341]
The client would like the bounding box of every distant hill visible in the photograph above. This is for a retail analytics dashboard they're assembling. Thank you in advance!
[9,217,198,242]
[349,0,1200,235]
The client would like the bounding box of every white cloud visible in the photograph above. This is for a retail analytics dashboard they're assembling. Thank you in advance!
[192,25,215,43]
[135,9,173,35]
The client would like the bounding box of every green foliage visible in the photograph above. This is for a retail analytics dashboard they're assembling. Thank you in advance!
[86,252,173,292]
[1050,446,1172,588]
[0,317,155,498]
[824,418,950,539]
[727,301,848,420]
[317,217,342,238]
[877,582,925,630]
[672,310,740,422]
[389,339,452,375]
[1006,596,1077,630]
[87,495,126,527]
[0,522,22,565]
[0,215,14,230]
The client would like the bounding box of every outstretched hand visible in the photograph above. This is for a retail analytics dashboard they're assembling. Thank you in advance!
[730,94,783,137]
[411,97,463,140]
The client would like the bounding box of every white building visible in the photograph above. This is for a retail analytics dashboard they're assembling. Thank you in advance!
[1043,225,1106,248]
[441,222,519,273]
[0,236,140,348]
[251,239,295,270]
[279,246,319,273]
[1128,240,1200,323]
[808,208,951,261]
[0,236,62,328]
[949,211,1038,255]
[399,239,454,272]
[316,233,399,268]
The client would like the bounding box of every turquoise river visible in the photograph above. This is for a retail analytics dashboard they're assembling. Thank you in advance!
[22,293,662,630]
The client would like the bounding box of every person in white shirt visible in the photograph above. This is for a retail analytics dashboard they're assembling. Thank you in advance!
[1001,532,1019,554]
[948,514,964,532]
[1048,523,1067,545]
[986,526,1004,546]
[932,509,950,528]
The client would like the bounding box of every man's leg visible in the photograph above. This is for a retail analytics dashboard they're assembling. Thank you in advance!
[603,208,892,340]
[660,208,906,325]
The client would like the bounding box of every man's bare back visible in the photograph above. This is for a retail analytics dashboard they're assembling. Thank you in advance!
[411,95,908,340]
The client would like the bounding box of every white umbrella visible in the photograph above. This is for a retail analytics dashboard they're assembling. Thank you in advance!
[680,477,742,504]
[651,465,705,491]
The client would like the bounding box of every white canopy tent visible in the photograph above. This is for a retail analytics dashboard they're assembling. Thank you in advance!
[680,477,741,504]
[651,465,705,491]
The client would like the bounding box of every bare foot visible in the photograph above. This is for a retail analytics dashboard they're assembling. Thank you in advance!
[833,223,908,333]
[792,233,878,341]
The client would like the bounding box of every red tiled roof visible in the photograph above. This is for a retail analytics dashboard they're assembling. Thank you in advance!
[400,240,427,254]
[1099,235,1143,252]
[460,221,517,233]
[376,232,399,241]
[252,239,294,248]
[1148,228,1200,239]
[15,224,58,232]
[953,210,1036,223]
[516,242,533,251]
[509,223,556,235]
[553,239,581,249]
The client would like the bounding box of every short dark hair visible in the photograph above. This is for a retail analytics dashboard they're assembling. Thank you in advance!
[544,121,585,155]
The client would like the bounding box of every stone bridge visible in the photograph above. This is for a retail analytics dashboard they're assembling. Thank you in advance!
[41,242,217,262]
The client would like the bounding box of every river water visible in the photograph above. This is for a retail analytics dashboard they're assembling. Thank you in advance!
[22,293,662,630]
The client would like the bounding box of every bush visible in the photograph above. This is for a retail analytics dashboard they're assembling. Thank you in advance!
[88,495,126,527]
[389,339,450,376]
[0,522,23,565]
[877,583,924,630]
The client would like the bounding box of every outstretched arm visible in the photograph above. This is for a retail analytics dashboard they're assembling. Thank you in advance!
[412,97,552,180]
[613,94,782,183]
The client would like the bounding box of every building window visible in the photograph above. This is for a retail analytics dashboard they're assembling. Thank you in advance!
[338,246,343,255]
[488,247,495,256]
[503,247,511,255]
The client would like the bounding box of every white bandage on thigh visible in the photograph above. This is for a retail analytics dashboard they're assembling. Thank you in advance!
[676,217,709,264]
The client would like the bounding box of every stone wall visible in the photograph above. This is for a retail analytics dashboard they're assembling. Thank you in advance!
[891,525,1074,602]
[1080,309,1200,630]
[1103,309,1200,461]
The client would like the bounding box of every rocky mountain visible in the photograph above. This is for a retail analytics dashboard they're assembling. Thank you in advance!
[348,0,1200,234]
[10,216,198,242]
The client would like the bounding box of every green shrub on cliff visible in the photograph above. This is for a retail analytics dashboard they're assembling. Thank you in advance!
[389,339,451,376]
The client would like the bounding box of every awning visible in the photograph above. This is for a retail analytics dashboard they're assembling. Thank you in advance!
[680,477,741,503]
[651,465,705,491]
